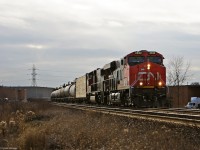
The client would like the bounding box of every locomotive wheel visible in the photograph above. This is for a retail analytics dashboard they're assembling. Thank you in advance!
[153,96,158,108]
[124,93,131,106]
[107,96,111,105]
[107,99,111,105]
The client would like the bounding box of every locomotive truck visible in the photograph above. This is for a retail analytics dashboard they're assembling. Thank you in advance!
[51,50,169,107]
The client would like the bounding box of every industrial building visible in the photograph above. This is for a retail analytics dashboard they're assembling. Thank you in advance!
[20,86,54,101]
[0,86,26,102]
[0,86,53,102]
[167,85,200,107]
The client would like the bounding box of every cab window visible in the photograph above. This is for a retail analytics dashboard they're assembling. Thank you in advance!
[147,56,162,64]
[128,56,145,66]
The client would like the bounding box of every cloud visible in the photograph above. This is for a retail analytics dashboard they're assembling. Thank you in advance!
[0,0,200,86]
[26,44,47,50]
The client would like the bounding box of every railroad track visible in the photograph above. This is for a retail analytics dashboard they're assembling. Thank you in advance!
[52,102,200,127]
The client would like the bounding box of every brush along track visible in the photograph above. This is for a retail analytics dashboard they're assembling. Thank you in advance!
[52,102,200,127]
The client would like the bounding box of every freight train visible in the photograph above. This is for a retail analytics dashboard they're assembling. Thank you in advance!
[51,50,169,107]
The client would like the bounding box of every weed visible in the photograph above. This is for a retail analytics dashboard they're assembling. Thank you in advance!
[0,102,200,150]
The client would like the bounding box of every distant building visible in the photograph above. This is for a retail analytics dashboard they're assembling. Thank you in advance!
[20,86,54,101]
[167,85,200,108]
[0,86,27,102]
[0,86,54,102]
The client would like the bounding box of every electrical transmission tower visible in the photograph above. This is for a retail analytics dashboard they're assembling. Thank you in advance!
[31,64,38,87]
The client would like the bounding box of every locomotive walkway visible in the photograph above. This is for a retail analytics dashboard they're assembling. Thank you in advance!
[52,102,200,127]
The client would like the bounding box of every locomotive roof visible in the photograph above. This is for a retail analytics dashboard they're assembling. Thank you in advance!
[125,50,164,59]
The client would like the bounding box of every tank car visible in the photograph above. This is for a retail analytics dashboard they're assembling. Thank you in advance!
[51,50,169,107]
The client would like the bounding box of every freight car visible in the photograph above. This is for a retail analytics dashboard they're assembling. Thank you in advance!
[51,50,169,107]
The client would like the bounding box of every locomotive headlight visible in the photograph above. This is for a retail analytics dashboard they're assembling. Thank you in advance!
[139,82,143,86]
[158,81,162,86]
[147,64,151,70]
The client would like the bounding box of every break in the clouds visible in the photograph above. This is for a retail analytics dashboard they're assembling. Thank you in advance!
[0,0,200,87]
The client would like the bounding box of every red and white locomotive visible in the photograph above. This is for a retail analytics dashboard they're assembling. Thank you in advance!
[51,50,169,107]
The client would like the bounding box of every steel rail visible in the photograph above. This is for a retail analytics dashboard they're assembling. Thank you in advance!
[52,102,200,127]
[143,107,200,115]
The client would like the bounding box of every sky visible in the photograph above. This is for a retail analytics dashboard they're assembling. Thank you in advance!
[0,0,200,87]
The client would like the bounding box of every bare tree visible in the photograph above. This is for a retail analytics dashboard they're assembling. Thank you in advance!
[167,56,191,86]
[167,56,192,107]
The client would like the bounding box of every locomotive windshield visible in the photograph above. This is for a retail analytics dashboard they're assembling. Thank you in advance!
[128,56,145,65]
[128,56,162,66]
[147,56,162,64]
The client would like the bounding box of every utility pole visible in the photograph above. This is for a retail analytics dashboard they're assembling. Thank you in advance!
[31,64,38,87]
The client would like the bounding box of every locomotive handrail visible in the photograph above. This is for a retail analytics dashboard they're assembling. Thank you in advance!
[130,74,143,87]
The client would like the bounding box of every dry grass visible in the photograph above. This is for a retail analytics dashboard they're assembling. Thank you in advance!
[0,101,200,150]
